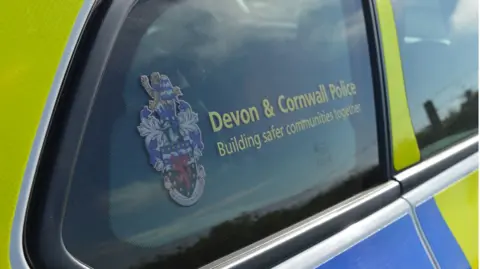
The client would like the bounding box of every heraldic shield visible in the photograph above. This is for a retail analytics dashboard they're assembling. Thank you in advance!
[137,72,205,206]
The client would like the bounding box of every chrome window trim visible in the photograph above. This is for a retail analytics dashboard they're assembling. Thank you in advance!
[263,145,480,269]
[271,198,411,269]
[208,136,479,269]
[402,152,478,206]
[256,147,480,269]
[202,181,400,269]
[9,1,97,268]
[395,135,478,192]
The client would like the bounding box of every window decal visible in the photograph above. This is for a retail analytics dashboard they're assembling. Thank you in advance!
[137,72,205,206]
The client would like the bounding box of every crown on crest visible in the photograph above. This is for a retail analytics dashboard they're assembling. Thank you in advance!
[141,72,183,101]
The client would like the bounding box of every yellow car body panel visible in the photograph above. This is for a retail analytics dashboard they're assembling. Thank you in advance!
[0,1,83,267]
[435,170,479,268]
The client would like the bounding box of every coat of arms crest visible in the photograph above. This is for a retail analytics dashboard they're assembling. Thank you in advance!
[137,72,205,206]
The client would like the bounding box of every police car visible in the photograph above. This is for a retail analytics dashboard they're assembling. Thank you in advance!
[1,0,477,268]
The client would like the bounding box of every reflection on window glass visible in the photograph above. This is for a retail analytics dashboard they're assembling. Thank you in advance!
[62,0,381,268]
[392,0,479,158]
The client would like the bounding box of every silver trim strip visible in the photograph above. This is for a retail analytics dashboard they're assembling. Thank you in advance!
[402,197,440,269]
[9,1,97,268]
[271,198,410,269]
[395,135,478,183]
[402,152,478,206]
[202,181,399,269]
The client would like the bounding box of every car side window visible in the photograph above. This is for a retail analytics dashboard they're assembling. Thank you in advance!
[32,0,384,269]
[391,0,478,158]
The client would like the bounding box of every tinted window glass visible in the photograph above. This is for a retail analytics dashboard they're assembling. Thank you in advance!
[62,0,382,268]
[392,0,478,158]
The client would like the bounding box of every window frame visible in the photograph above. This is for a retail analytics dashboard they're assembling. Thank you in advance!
[388,0,479,168]
[384,0,479,188]
[22,0,398,268]
[395,135,478,192]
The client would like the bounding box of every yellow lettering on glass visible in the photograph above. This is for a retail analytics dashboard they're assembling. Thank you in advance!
[209,106,260,132]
